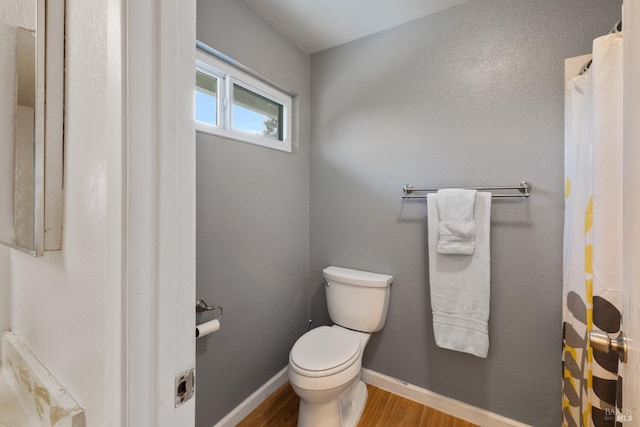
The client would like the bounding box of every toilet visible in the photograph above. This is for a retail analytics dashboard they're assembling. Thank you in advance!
[288,266,393,427]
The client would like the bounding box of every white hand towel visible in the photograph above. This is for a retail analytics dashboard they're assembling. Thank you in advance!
[427,192,491,358]
[436,189,477,255]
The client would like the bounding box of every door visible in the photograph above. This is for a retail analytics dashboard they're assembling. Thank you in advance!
[125,0,197,426]
[622,0,640,423]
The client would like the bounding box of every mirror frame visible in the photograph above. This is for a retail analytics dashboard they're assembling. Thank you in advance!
[42,0,65,255]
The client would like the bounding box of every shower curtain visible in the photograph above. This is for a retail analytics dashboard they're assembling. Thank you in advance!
[563,32,623,427]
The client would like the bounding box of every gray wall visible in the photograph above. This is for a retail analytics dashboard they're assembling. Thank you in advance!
[195,1,310,426]
[309,0,620,425]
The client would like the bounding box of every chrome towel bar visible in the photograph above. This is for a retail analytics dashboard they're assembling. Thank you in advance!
[402,181,531,199]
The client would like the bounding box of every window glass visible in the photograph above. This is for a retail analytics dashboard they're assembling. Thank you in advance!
[195,70,218,126]
[232,84,283,141]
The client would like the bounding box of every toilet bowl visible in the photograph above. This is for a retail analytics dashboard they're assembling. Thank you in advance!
[288,266,393,427]
[288,326,370,427]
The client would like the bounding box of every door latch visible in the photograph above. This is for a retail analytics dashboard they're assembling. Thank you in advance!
[175,368,195,407]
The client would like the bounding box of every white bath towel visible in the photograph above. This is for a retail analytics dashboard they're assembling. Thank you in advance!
[427,192,491,358]
[436,189,477,255]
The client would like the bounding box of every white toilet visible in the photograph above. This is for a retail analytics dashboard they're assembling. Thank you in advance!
[288,266,393,427]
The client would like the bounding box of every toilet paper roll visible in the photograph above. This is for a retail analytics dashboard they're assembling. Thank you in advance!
[196,319,220,338]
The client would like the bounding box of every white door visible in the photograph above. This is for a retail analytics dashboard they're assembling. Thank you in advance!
[622,0,640,424]
[125,0,197,426]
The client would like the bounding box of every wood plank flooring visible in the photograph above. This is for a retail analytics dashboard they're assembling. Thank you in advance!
[237,382,478,427]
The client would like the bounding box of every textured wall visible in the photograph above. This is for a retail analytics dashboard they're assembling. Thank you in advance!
[195,1,310,425]
[309,0,621,425]
[9,0,124,425]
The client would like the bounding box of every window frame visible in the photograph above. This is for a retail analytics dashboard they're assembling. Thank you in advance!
[195,68,223,128]
[195,49,293,153]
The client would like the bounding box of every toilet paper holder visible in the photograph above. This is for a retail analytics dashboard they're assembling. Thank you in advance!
[196,299,223,320]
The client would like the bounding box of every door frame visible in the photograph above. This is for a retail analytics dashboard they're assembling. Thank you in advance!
[622,0,640,420]
[123,0,197,425]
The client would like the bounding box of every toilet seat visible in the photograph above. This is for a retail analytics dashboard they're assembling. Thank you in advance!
[290,326,361,377]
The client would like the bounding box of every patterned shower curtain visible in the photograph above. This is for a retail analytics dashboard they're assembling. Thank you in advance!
[562,32,623,427]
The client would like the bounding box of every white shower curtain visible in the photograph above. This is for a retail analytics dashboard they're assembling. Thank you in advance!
[563,31,623,427]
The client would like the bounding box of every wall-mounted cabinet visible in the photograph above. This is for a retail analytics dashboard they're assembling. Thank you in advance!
[0,0,64,256]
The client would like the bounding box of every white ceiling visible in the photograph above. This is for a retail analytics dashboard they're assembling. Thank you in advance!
[242,0,472,53]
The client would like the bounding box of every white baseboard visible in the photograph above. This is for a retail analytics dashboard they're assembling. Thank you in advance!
[361,368,531,427]
[212,366,530,427]
[212,366,289,427]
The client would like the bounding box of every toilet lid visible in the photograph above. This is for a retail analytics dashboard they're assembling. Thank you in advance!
[290,326,361,373]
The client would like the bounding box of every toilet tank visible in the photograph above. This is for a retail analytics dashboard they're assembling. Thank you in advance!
[323,266,393,333]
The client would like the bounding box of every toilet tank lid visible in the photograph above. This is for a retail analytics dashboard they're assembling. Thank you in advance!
[323,266,393,288]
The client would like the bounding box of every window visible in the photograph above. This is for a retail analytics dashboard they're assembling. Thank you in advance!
[195,49,293,152]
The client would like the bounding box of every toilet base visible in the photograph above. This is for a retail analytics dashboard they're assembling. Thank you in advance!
[297,379,368,427]
[340,380,368,427]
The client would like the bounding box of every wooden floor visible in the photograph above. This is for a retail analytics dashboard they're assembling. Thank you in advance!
[237,382,478,427]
